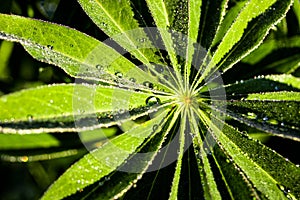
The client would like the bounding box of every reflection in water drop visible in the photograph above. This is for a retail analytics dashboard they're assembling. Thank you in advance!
[96,65,103,70]
[115,72,123,78]
[145,96,161,106]
[143,81,153,89]
[155,64,164,73]
[129,77,136,82]
[152,124,158,132]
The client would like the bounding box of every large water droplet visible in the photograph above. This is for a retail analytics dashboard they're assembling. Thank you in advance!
[145,96,161,106]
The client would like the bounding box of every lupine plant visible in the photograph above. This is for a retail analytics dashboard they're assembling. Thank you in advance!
[0,0,300,199]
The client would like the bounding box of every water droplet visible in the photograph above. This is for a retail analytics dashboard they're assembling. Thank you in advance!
[263,116,268,121]
[143,81,153,89]
[154,64,164,73]
[49,99,54,104]
[47,45,53,50]
[27,115,33,123]
[96,64,103,70]
[129,77,136,82]
[100,22,107,27]
[163,75,169,80]
[274,86,279,91]
[138,38,146,43]
[145,96,161,106]
[152,124,158,132]
[99,181,104,186]
[115,72,123,78]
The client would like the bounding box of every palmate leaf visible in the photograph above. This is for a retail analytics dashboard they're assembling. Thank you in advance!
[0,0,299,199]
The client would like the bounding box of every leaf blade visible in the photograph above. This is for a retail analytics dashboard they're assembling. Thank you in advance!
[41,109,169,200]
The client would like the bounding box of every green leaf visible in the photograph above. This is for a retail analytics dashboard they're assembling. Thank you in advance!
[77,0,182,93]
[0,134,60,150]
[241,36,300,74]
[293,0,300,28]
[41,109,169,200]
[199,0,293,83]
[207,74,300,96]
[212,1,248,48]
[0,84,173,133]
[199,110,300,199]
[77,0,161,65]
[0,40,13,81]
[67,110,178,199]
[0,14,171,92]
[198,0,228,49]
[169,109,186,199]
[242,36,300,65]
[189,110,222,199]
[145,0,184,88]
[210,92,300,141]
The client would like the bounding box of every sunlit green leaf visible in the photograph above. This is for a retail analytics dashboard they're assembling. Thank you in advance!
[42,109,169,200]
[0,84,173,133]
[199,110,300,199]
[199,0,293,83]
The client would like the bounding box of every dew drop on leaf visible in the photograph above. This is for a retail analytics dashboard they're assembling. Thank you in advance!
[143,81,153,89]
[129,77,136,82]
[154,64,164,73]
[47,45,53,50]
[115,72,123,78]
[27,115,33,123]
[145,96,161,106]
[152,124,158,131]
[163,75,169,80]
